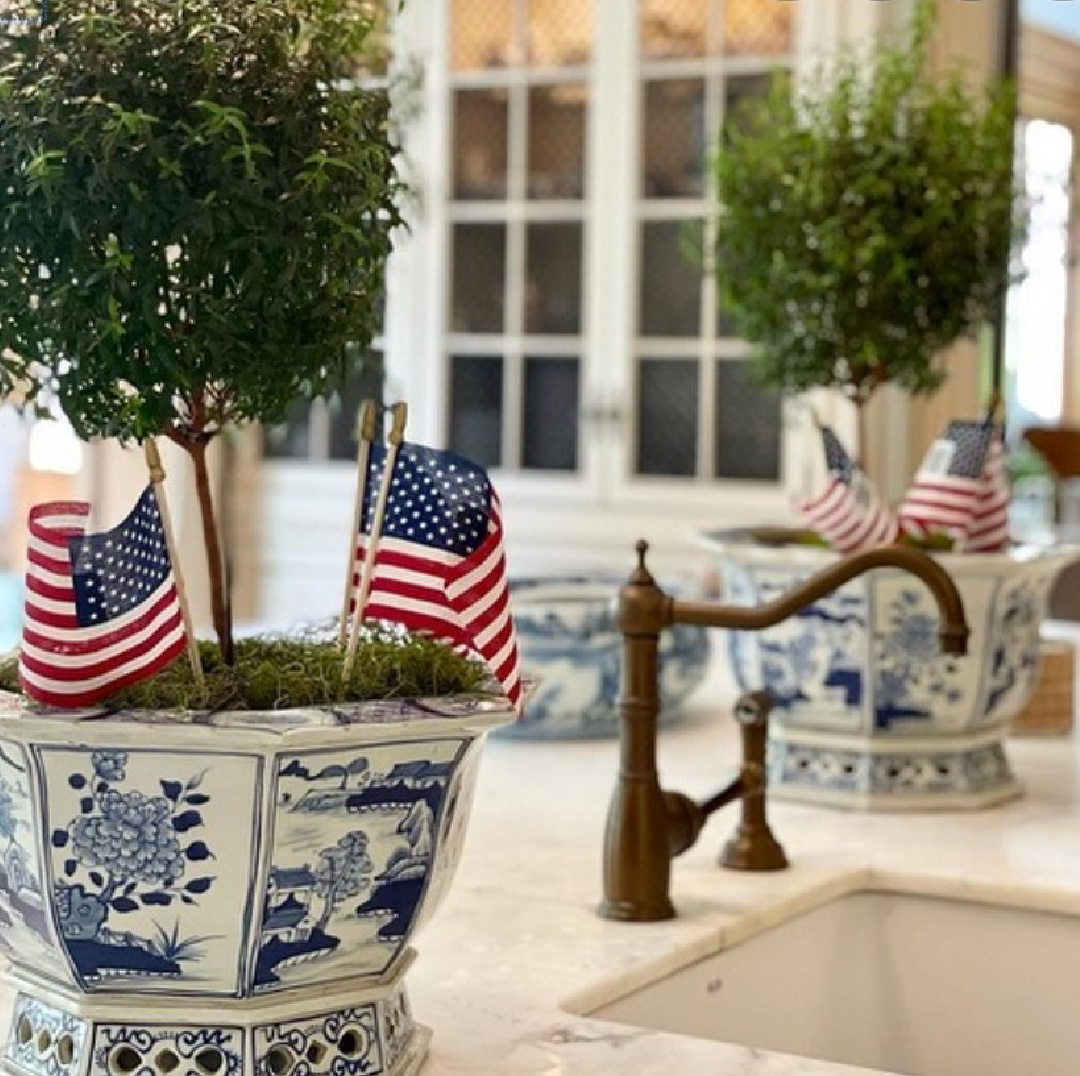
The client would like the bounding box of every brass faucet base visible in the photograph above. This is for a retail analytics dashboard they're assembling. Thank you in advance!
[597,899,676,923]
[721,824,788,872]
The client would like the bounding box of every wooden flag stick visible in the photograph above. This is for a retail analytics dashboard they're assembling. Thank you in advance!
[339,400,379,647]
[343,402,408,679]
[144,438,205,689]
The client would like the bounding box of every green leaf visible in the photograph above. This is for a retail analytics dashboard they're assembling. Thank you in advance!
[707,0,1034,412]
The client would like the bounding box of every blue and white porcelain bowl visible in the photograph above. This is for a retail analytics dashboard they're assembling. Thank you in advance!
[698,530,1080,810]
[503,576,711,740]
[0,690,515,1076]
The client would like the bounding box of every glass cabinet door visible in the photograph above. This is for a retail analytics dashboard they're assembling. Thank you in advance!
[442,0,795,496]
[633,0,791,486]
[446,0,591,476]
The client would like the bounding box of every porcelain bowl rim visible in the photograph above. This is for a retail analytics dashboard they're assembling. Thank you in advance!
[695,528,1080,576]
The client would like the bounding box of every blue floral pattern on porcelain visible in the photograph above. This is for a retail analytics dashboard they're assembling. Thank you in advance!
[721,554,1061,735]
[49,751,218,984]
[0,694,513,1076]
[702,534,1080,806]
[37,746,262,993]
[504,576,711,739]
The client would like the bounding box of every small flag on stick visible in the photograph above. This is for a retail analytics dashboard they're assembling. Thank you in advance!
[343,402,408,677]
[144,439,205,688]
[18,472,193,709]
[339,399,379,646]
[898,420,993,544]
[795,424,898,552]
[347,438,523,712]
[964,430,1011,553]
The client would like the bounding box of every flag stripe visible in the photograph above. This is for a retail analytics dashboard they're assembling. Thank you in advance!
[21,589,186,668]
[26,543,75,576]
[20,611,185,682]
[964,438,1011,553]
[23,579,181,644]
[898,422,993,542]
[18,491,187,709]
[24,575,78,605]
[18,630,186,709]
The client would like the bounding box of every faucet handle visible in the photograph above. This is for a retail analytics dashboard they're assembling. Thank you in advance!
[733,689,775,726]
[721,690,788,873]
[630,539,656,585]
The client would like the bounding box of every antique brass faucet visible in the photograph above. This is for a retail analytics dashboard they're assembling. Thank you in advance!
[599,540,970,923]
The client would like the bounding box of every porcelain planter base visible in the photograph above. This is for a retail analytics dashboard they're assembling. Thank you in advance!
[769,727,1023,811]
[0,691,515,1076]
[3,955,430,1076]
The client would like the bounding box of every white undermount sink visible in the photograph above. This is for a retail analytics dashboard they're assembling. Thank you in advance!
[587,887,1080,1076]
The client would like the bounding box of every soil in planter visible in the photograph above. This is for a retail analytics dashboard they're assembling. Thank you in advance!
[0,632,489,712]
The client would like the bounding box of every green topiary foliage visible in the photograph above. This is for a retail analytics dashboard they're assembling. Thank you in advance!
[0,632,490,712]
[0,0,405,658]
[711,1,1024,456]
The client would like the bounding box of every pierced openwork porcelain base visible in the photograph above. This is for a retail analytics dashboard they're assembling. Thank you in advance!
[769,728,1023,811]
[3,956,429,1076]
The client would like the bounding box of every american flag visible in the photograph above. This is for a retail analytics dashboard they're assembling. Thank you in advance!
[795,425,898,552]
[964,432,1011,553]
[349,442,523,712]
[898,420,993,544]
[18,488,187,709]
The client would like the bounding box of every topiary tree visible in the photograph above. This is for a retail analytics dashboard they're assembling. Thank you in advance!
[710,1,1024,461]
[0,0,404,660]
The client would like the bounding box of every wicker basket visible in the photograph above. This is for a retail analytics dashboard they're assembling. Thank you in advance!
[1012,639,1075,737]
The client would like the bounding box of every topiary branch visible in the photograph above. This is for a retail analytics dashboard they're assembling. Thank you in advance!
[710,0,1029,427]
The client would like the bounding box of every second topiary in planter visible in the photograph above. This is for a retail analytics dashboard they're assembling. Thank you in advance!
[710,0,1022,463]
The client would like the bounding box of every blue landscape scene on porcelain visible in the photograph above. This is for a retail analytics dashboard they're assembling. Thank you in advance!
[504,575,710,739]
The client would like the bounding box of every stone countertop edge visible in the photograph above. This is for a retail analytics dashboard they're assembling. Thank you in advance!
[6,707,1080,1074]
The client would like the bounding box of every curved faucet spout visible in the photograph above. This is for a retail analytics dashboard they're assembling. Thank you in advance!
[672,544,969,657]
[599,539,971,925]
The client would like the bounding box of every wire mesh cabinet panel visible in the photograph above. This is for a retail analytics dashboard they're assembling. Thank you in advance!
[447,0,591,481]
[442,0,795,517]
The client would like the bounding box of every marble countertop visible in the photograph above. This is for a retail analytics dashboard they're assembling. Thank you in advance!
[406,707,1080,1075]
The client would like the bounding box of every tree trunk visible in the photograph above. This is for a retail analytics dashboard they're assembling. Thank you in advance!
[317,890,336,933]
[187,440,234,663]
[854,397,869,473]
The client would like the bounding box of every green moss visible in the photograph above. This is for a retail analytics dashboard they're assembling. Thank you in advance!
[790,532,832,549]
[0,631,489,712]
[896,532,956,553]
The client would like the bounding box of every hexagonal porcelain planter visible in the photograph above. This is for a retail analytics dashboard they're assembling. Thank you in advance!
[698,533,1080,810]
[0,691,514,1076]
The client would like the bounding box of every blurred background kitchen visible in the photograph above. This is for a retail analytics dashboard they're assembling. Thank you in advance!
[1,0,1077,649]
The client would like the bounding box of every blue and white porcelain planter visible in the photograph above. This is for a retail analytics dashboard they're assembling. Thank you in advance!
[0,690,514,1076]
[505,577,710,740]
[698,533,1080,810]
